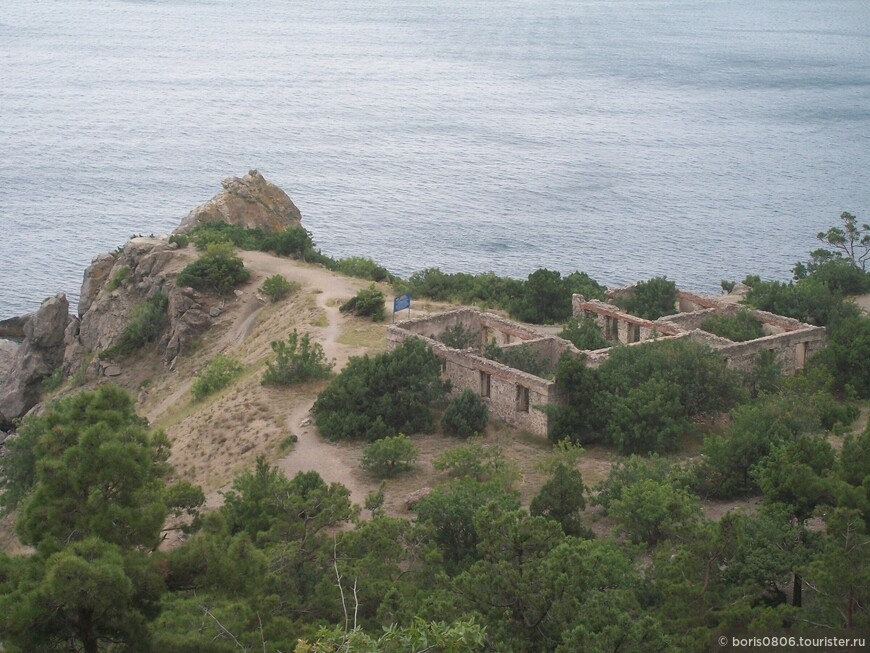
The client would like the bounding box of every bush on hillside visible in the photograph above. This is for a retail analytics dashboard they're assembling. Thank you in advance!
[176,241,250,295]
[549,339,743,454]
[339,284,386,321]
[559,315,609,350]
[191,355,244,401]
[360,435,418,478]
[312,338,449,441]
[101,293,169,359]
[260,274,298,302]
[613,276,677,320]
[335,256,392,282]
[700,310,765,342]
[441,390,489,438]
[261,330,332,386]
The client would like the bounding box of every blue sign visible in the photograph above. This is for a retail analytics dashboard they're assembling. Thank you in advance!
[393,293,411,312]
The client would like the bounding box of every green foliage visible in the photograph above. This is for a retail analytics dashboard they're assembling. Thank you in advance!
[259,273,298,302]
[340,284,386,321]
[432,442,520,488]
[610,478,701,545]
[406,266,605,323]
[754,436,837,520]
[701,309,765,342]
[107,265,132,290]
[360,434,418,478]
[187,222,323,260]
[813,314,870,398]
[0,386,192,552]
[167,233,189,248]
[312,338,448,441]
[220,457,355,545]
[191,354,244,401]
[721,279,736,293]
[559,314,609,350]
[176,241,250,295]
[593,454,673,514]
[815,211,870,272]
[41,367,63,393]
[483,340,552,377]
[335,256,392,282]
[438,323,478,349]
[614,276,677,320]
[550,339,743,453]
[102,292,169,359]
[441,389,488,438]
[693,391,824,500]
[414,478,520,571]
[530,462,591,538]
[296,617,486,652]
[0,538,163,653]
[261,330,333,386]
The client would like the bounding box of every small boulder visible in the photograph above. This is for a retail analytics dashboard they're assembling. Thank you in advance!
[405,487,432,510]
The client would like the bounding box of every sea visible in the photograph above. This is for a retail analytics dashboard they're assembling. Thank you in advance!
[1,0,868,317]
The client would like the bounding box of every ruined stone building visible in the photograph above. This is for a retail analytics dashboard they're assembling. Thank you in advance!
[386,287,826,438]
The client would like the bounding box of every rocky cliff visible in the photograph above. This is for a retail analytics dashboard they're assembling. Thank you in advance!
[174,169,301,235]
[0,170,302,429]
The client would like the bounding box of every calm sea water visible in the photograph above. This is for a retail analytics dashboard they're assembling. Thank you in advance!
[1,0,868,316]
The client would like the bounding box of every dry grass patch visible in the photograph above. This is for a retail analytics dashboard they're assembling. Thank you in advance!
[337,321,387,351]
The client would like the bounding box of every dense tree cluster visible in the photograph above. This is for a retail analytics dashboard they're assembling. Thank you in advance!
[549,338,743,453]
[312,338,448,441]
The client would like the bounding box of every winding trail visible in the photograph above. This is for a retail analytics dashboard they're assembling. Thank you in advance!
[199,252,380,507]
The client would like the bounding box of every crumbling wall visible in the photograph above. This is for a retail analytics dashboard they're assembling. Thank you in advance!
[572,297,680,345]
[387,322,556,436]
[393,309,482,344]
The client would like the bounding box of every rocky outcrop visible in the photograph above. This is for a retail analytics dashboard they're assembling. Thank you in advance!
[0,314,30,339]
[65,238,221,378]
[78,253,117,317]
[174,169,302,235]
[0,294,70,429]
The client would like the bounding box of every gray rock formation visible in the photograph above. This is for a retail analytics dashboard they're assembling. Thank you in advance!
[67,238,218,377]
[0,294,70,428]
[78,253,116,317]
[174,169,302,235]
[0,314,30,339]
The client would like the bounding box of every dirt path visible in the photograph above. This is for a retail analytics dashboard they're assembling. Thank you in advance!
[204,252,377,506]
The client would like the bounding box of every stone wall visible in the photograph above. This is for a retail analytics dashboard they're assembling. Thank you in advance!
[573,292,827,375]
[387,313,559,437]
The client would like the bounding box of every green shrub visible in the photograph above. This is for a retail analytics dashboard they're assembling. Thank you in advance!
[610,478,700,545]
[559,315,609,350]
[168,233,189,248]
[186,222,328,263]
[614,277,677,320]
[339,284,386,321]
[261,330,333,386]
[191,355,244,401]
[260,274,298,302]
[549,339,743,453]
[509,269,607,324]
[721,280,736,293]
[438,324,478,349]
[432,442,520,488]
[360,434,418,478]
[107,265,131,291]
[101,293,169,359]
[312,338,448,441]
[700,310,765,342]
[441,390,489,437]
[335,256,391,282]
[41,368,63,393]
[593,454,673,514]
[176,241,250,295]
[484,341,552,378]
